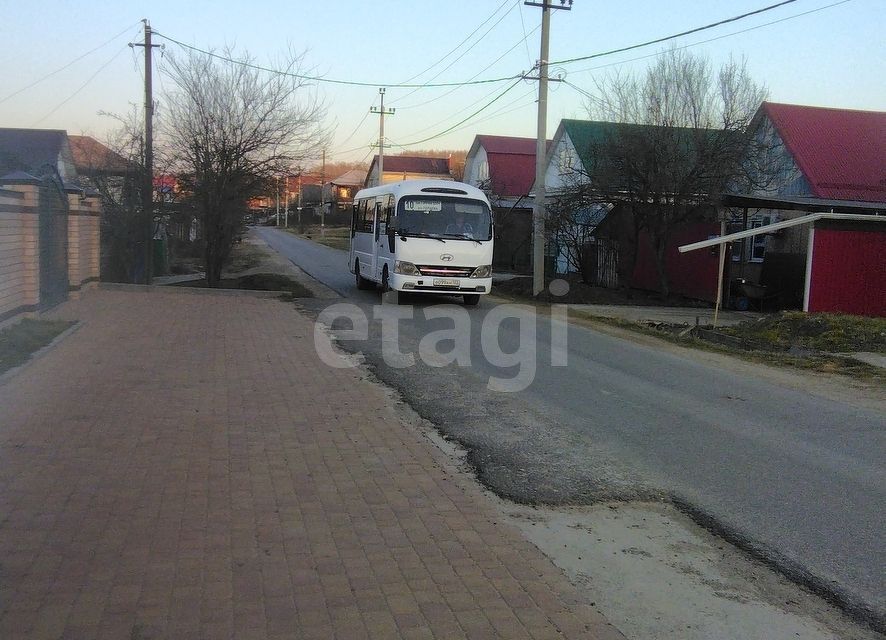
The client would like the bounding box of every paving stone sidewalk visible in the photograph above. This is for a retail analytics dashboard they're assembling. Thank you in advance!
[0,289,623,640]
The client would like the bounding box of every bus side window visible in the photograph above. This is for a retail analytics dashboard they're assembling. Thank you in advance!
[384,195,395,229]
[375,202,383,239]
[351,202,358,237]
[362,200,373,233]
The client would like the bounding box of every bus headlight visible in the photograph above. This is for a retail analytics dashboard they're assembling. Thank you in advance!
[394,261,421,276]
[470,265,492,278]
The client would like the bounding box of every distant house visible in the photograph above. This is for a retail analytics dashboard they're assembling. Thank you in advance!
[324,168,366,224]
[68,135,137,203]
[727,102,886,309]
[464,135,551,273]
[0,129,101,322]
[364,155,452,187]
[0,128,77,182]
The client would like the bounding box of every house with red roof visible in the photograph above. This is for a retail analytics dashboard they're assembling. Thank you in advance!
[753,102,885,202]
[324,168,367,224]
[463,135,552,273]
[464,135,551,202]
[727,102,886,310]
[364,155,452,188]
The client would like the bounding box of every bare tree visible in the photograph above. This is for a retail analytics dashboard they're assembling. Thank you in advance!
[78,112,147,283]
[162,47,328,286]
[564,47,783,296]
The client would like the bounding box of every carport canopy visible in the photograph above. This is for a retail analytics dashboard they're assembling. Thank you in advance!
[679,194,884,254]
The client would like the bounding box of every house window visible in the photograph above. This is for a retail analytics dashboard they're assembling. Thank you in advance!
[478,161,489,181]
[730,214,772,263]
[749,216,771,262]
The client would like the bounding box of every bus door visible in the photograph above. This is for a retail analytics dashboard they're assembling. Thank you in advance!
[369,198,380,279]
[375,195,394,280]
[352,197,376,279]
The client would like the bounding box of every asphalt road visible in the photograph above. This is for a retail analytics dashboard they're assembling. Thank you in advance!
[256,226,886,629]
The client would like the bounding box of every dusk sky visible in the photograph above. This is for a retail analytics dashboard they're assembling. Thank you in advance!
[3,0,883,166]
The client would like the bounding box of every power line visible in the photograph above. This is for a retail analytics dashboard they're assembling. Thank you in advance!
[335,97,376,148]
[394,22,541,111]
[326,138,377,159]
[392,1,517,105]
[153,30,521,89]
[517,0,534,67]
[570,0,853,76]
[0,22,141,106]
[550,0,799,66]
[395,78,524,148]
[398,0,512,85]
[32,43,131,126]
[153,0,811,92]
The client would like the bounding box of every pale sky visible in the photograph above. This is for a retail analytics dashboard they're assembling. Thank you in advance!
[2,0,884,166]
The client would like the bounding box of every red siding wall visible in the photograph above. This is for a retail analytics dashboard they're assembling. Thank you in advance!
[631,223,721,302]
[808,229,886,316]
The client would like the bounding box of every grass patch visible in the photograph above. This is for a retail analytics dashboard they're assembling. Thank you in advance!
[0,319,75,375]
[570,309,884,383]
[285,226,351,251]
[722,312,886,353]
[226,242,264,274]
[172,273,314,297]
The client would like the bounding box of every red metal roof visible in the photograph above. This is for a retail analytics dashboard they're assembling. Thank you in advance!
[761,102,886,202]
[369,155,450,175]
[476,135,551,197]
[68,135,133,175]
[476,135,540,155]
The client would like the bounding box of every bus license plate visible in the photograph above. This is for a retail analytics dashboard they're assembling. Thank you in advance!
[433,278,460,288]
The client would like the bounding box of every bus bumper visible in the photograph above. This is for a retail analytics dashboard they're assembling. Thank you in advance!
[390,274,492,295]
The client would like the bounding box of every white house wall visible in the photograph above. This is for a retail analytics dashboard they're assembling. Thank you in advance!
[463,145,489,189]
[543,133,581,195]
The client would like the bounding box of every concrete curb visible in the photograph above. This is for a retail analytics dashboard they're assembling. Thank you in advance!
[98,282,283,298]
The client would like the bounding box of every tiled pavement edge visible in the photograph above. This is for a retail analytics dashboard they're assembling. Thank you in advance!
[0,289,625,640]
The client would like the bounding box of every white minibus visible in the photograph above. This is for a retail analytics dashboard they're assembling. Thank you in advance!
[349,180,493,305]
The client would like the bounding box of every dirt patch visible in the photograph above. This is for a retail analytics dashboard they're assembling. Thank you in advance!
[495,275,711,307]
[569,310,885,384]
[722,311,886,353]
[0,319,76,375]
[171,273,314,297]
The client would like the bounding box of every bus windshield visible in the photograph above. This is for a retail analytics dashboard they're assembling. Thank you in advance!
[396,196,492,241]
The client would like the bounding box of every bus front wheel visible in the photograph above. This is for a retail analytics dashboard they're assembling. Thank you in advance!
[463,294,480,306]
[355,261,372,290]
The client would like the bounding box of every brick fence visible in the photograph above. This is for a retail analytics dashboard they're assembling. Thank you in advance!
[0,173,100,325]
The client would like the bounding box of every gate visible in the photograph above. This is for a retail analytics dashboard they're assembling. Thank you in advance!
[594,238,619,288]
[38,175,69,310]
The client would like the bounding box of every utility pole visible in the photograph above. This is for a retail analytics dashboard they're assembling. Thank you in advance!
[275,176,280,226]
[320,149,326,237]
[130,19,160,285]
[284,176,289,228]
[526,1,571,295]
[370,88,395,187]
[297,171,303,230]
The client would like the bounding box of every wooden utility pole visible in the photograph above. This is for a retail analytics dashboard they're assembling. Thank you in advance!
[370,88,394,186]
[320,149,326,236]
[526,1,572,295]
[131,20,160,284]
[297,171,302,229]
